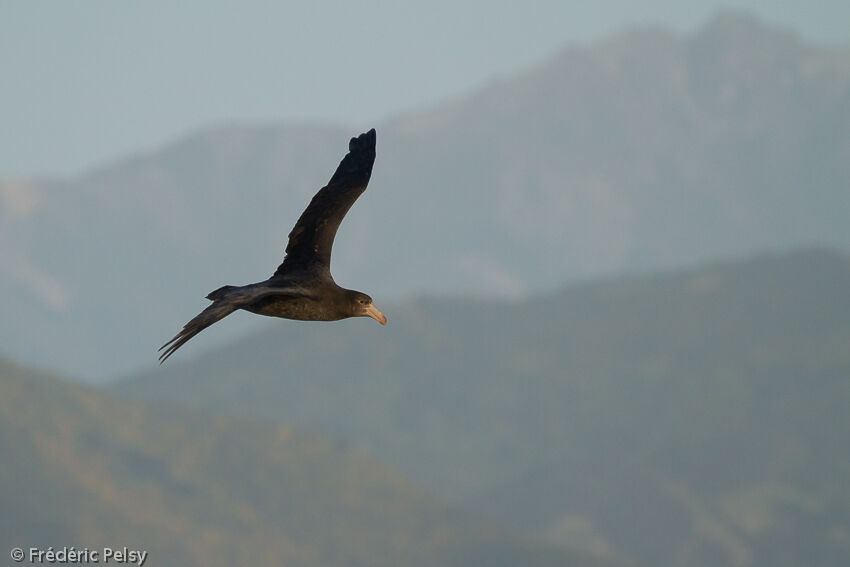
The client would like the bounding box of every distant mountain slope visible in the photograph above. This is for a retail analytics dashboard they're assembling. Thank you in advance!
[118,247,850,567]
[0,358,603,567]
[3,12,849,380]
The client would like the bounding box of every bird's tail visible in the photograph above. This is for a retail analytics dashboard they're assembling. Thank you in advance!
[206,285,236,301]
[158,300,239,363]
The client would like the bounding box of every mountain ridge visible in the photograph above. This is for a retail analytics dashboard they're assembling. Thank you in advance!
[0,356,605,567]
[117,247,850,567]
[2,12,849,379]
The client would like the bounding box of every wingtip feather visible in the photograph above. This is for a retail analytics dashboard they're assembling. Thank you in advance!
[349,128,376,152]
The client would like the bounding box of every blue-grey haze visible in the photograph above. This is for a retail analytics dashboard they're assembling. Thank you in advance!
[1,0,848,177]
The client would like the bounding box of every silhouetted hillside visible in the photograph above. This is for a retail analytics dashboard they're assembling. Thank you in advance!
[0,359,603,567]
[119,247,850,567]
[3,13,849,378]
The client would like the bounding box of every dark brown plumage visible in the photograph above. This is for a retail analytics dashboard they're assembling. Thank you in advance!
[159,129,385,363]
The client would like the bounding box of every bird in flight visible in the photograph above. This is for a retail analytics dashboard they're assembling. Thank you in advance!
[159,128,385,363]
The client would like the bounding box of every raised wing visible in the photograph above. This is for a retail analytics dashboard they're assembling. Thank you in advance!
[273,129,376,278]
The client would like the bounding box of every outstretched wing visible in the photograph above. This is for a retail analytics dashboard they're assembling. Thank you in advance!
[159,286,310,363]
[273,128,376,278]
[158,301,239,363]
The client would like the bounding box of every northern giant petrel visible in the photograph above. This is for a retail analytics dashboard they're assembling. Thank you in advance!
[159,128,385,363]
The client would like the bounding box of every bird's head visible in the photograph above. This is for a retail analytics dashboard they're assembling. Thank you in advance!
[347,290,387,325]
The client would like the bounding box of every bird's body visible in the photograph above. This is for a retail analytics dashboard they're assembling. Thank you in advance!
[232,280,370,322]
[244,285,343,321]
[159,129,385,363]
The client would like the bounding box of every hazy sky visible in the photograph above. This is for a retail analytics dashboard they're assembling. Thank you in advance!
[2,0,848,177]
